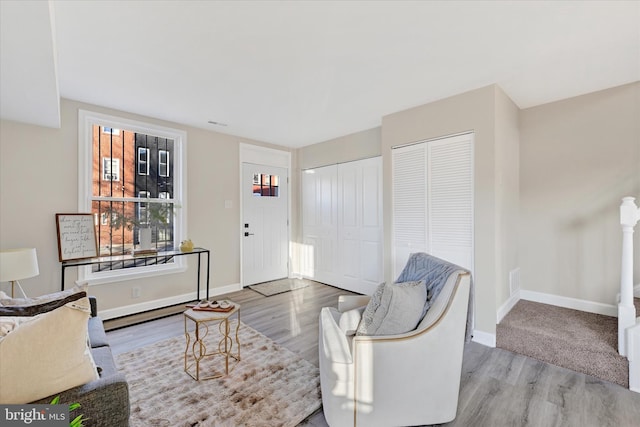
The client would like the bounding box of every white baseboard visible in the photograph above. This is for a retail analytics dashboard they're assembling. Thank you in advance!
[520,290,617,317]
[99,282,242,320]
[472,329,496,348]
[497,290,520,324]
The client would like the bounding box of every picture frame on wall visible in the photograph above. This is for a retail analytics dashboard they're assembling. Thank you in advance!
[55,213,99,261]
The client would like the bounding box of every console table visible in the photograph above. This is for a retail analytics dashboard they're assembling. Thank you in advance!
[60,247,211,300]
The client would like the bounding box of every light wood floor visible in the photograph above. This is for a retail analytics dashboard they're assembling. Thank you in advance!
[106,281,640,427]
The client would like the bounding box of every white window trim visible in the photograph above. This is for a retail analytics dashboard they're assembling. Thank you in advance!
[159,149,170,177]
[102,157,120,181]
[138,147,149,175]
[78,110,188,285]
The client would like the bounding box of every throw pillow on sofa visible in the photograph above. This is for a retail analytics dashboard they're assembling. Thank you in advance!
[0,283,87,311]
[356,280,427,336]
[0,295,99,404]
[355,282,386,335]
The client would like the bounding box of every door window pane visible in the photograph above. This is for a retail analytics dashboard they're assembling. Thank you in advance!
[252,173,279,197]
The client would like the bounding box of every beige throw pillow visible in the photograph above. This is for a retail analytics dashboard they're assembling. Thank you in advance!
[0,296,99,404]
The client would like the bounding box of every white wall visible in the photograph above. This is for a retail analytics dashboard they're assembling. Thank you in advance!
[2,82,636,327]
[519,82,640,306]
[0,98,292,316]
[298,127,381,170]
[494,86,521,314]
[298,86,520,339]
[381,85,515,339]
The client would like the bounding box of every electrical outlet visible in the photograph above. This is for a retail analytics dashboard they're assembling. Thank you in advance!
[132,286,141,299]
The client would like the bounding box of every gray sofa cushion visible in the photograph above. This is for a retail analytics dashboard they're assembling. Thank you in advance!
[88,316,109,348]
[91,345,118,378]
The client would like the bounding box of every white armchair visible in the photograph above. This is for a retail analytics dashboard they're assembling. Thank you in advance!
[319,265,471,426]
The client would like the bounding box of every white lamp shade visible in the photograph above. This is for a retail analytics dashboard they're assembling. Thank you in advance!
[0,248,39,282]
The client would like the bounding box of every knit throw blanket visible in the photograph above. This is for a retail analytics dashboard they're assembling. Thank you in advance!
[395,252,474,342]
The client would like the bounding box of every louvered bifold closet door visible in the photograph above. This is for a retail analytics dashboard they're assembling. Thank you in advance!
[392,143,428,278]
[392,133,474,279]
[428,134,474,271]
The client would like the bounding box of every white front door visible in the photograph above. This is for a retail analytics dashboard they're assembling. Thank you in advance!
[242,163,289,285]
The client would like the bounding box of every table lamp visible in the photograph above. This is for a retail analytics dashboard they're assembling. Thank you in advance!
[0,248,39,298]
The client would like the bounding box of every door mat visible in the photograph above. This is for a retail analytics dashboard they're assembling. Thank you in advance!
[249,278,311,297]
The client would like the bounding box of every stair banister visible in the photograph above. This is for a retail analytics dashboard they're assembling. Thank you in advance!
[619,196,640,356]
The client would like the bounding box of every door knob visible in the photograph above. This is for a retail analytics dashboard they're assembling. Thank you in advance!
[244,232,255,237]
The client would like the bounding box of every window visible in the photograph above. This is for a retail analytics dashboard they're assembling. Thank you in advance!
[102,157,120,181]
[102,126,120,136]
[157,192,171,242]
[159,150,169,177]
[252,173,279,197]
[137,191,150,225]
[79,110,186,284]
[138,147,149,175]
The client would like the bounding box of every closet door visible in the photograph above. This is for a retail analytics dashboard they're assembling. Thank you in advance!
[392,133,474,278]
[338,157,383,295]
[392,143,428,277]
[301,165,339,285]
[301,157,383,294]
[428,135,474,271]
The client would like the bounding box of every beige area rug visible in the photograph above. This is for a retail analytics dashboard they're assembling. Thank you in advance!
[117,322,321,427]
[497,300,631,388]
[249,278,310,297]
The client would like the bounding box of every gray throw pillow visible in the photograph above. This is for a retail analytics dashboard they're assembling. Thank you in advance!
[356,280,427,336]
[355,282,386,336]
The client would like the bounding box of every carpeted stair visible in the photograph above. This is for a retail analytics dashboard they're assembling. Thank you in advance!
[497,299,637,388]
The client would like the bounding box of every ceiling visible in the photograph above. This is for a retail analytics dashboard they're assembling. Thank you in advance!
[1,1,638,148]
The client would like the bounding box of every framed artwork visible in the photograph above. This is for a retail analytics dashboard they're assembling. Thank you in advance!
[56,213,99,261]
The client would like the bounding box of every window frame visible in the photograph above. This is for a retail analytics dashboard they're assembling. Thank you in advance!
[158,149,170,177]
[78,110,188,285]
[137,147,149,176]
[102,157,120,181]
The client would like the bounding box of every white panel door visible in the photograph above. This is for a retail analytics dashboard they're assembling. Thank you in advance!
[301,165,339,285]
[242,163,289,285]
[337,157,383,294]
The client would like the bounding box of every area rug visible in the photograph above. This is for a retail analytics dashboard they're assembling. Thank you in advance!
[249,278,310,297]
[116,322,321,427]
[497,300,629,388]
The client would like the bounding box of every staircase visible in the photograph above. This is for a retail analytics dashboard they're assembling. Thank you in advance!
[619,197,640,392]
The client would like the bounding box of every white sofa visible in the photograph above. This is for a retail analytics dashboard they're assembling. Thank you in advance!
[319,258,471,427]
